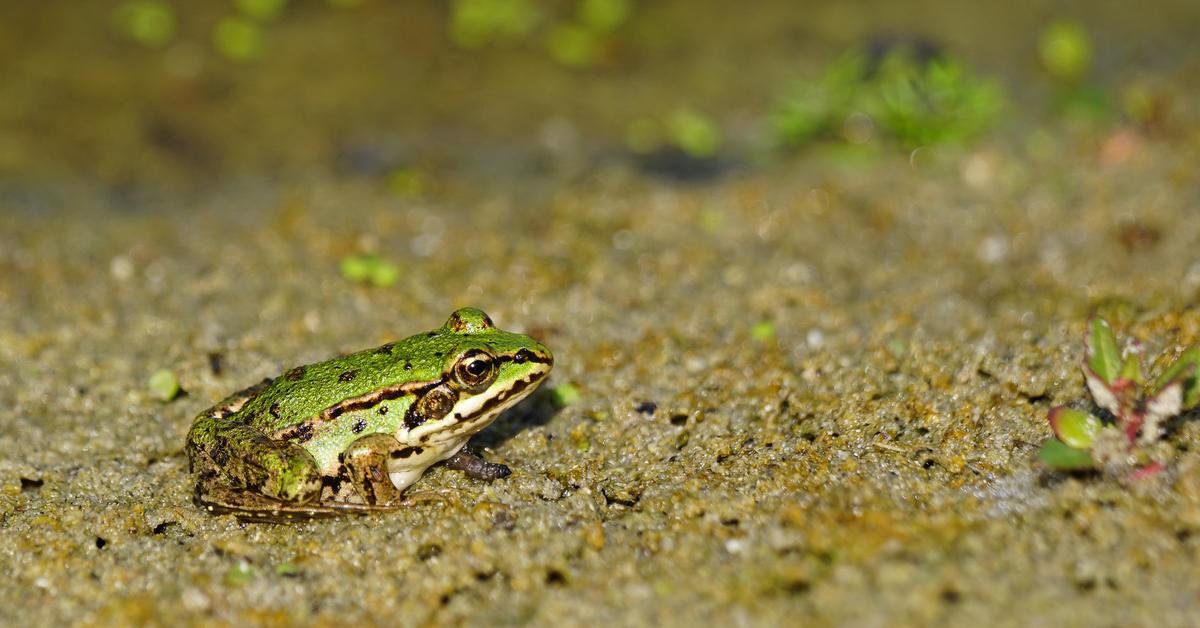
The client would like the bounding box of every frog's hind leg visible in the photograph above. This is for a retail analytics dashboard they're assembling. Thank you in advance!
[194,437,450,522]
[187,420,323,510]
[195,433,412,522]
[192,478,416,523]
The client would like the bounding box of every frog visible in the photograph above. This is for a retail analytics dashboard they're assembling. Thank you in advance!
[185,307,553,522]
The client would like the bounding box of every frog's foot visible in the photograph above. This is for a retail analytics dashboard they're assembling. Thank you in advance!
[444,447,511,481]
[342,433,407,507]
[201,495,413,523]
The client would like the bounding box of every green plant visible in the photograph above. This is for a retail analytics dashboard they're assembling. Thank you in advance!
[577,0,630,31]
[1039,21,1093,84]
[235,0,289,21]
[546,0,631,67]
[112,1,176,48]
[772,48,1004,151]
[449,0,541,49]
[666,109,721,158]
[545,22,604,67]
[750,321,776,342]
[213,16,264,61]
[772,52,867,148]
[1039,318,1200,472]
[866,53,1004,148]
[623,109,722,159]
[447,0,632,68]
[339,253,400,288]
[148,368,182,401]
[551,383,580,407]
[1035,20,1115,122]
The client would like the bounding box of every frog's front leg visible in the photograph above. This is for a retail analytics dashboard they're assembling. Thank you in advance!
[339,433,407,507]
[443,446,511,481]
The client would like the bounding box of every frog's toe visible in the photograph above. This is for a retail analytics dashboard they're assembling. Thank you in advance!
[444,449,511,481]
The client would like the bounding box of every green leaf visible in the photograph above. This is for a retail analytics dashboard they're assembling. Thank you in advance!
[1086,318,1121,384]
[751,321,776,342]
[667,109,721,158]
[550,383,580,407]
[1156,346,1200,408]
[1037,439,1095,470]
[235,0,288,22]
[224,561,255,586]
[112,1,177,48]
[1039,21,1093,84]
[212,16,263,62]
[1047,407,1102,449]
[578,0,631,32]
[274,562,302,577]
[147,368,181,402]
[1118,354,1144,385]
[339,254,400,288]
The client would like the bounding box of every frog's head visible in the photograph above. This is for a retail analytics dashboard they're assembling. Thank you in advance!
[402,308,553,445]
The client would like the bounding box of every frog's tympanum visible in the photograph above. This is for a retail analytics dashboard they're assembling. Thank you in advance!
[186,308,552,522]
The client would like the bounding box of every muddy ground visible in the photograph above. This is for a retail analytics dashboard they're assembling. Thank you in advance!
[2,1,1200,625]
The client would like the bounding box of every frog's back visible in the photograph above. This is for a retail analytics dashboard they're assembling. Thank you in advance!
[236,333,456,433]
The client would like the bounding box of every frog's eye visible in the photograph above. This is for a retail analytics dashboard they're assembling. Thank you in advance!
[453,350,496,393]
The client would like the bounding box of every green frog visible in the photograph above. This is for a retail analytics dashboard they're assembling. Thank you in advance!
[185,308,553,522]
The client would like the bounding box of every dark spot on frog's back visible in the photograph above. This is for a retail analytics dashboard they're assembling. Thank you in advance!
[374,343,395,355]
[269,403,282,419]
[352,419,367,433]
[339,369,358,383]
[275,421,316,442]
[286,366,306,381]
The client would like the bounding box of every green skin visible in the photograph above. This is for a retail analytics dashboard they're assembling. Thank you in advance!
[185,308,553,522]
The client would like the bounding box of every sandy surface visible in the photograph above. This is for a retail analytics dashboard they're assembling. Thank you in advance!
[3,1,1200,626]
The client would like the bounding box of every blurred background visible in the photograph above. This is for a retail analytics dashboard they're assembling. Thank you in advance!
[4,0,1197,192]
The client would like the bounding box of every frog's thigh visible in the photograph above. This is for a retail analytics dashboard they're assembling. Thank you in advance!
[194,421,322,504]
[339,433,405,507]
